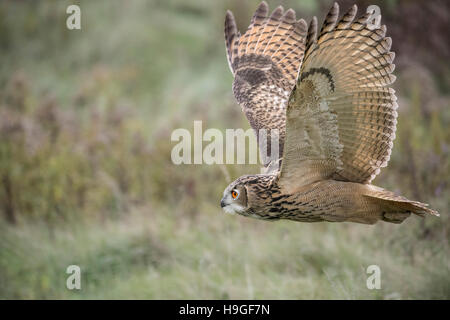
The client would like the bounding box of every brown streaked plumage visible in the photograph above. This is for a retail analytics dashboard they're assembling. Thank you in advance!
[225,2,308,166]
[221,2,439,224]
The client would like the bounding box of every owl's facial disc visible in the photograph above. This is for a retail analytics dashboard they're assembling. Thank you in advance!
[220,184,247,215]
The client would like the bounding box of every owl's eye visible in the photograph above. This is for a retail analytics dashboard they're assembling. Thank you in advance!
[231,189,240,200]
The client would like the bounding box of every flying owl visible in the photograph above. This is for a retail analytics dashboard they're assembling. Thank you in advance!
[220,2,438,224]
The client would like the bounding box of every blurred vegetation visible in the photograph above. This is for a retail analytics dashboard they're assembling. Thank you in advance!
[0,0,448,299]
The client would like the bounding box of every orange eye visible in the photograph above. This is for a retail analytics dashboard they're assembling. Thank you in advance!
[231,190,239,200]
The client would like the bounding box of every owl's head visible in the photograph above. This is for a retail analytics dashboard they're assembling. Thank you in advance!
[220,174,276,216]
[220,180,249,215]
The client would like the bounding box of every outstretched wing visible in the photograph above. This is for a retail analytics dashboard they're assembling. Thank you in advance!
[278,3,397,191]
[225,2,307,167]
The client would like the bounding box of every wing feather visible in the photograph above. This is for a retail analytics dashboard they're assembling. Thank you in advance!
[224,2,307,167]
[278,3,398,190]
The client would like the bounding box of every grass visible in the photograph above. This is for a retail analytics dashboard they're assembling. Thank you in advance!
[0,0,449,299]
[1,206,448,299]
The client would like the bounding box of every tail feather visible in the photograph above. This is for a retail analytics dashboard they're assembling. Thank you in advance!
[364,185,439,223]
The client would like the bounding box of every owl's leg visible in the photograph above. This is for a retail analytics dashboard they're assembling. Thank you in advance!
[382,212,411,224]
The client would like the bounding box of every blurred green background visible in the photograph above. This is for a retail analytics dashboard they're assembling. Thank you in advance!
[0,0,448,299]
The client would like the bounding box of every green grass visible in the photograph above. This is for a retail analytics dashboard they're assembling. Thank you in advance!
[0,0,449,299]
[1,206,448,299]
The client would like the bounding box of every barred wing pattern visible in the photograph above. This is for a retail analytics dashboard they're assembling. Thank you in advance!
[279,3,397,190]
[225,2,307,166]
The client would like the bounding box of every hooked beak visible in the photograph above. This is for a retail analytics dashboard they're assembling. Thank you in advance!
[220,195,240,215]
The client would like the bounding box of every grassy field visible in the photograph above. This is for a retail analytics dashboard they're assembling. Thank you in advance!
[0,0,449,299]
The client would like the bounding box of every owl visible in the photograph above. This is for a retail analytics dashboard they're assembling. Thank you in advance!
[220,2,438,224]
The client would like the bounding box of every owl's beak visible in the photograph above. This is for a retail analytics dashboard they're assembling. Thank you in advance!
[220,196,240,215]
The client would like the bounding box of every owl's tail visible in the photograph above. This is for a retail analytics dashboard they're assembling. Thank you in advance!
[364,185,439,224]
